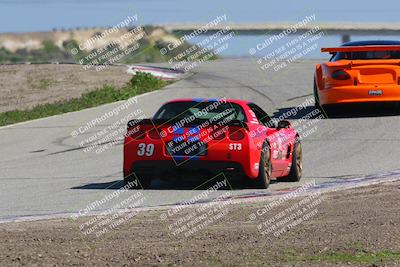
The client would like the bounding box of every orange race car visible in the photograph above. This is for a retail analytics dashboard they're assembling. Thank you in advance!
[314,40,400,111]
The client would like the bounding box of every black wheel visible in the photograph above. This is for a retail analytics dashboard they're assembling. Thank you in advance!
[123,171,151,189]
[254,142,272,189]
[314,80,331,118]
[283,138,303,182]
[314,80,323,111]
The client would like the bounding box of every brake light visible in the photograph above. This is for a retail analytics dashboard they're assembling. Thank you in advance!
[127,126,146,140]
[212,130,225,140]
[148,128,162,139]
[331,70,350,80]
[229,128,245,141]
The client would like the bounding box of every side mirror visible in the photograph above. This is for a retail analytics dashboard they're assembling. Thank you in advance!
[277,120,291,129]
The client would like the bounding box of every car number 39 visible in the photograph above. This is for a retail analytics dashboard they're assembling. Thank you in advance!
[137,143,154,156]
[229,143,242,151]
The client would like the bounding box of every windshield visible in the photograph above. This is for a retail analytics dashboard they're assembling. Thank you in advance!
[332,50,400,61]
[153,101,247,122]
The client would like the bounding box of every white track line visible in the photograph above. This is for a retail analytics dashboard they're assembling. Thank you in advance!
[0,172,399,224]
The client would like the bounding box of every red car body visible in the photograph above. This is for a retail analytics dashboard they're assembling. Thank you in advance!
[123,98,302,188]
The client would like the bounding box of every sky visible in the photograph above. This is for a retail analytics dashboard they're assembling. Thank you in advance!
[0,0,399,33]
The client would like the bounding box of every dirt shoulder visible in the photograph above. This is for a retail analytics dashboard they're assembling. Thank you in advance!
[0,64,130,113]
[1,181,399,266]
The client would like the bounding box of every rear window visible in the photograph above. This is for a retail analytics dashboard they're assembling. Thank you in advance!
[332,50,400,61]
[153,101,247,122]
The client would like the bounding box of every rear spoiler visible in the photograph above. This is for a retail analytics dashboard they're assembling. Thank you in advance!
[321,45,400,53]
[128,119,166,128]
[127,118,248,129]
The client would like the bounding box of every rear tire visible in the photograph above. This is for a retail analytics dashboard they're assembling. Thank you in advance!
[314,80,323,111]
[314,80,331,118]
[254,142,272,189]
[283,138,303,182]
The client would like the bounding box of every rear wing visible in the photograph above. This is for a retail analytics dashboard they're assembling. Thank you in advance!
[127,118,248,129]
[321,45,400,54]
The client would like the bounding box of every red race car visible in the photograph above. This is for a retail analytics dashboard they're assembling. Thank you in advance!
[123,98,302,189]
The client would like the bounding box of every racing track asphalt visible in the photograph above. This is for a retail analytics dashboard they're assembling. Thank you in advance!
[1,59,400,220]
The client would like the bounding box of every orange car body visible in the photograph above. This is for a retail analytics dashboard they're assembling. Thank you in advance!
[314,41,400,106]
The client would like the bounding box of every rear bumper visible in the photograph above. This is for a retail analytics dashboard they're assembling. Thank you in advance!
[123,137,261,179]
[131,160,245,179]
[319,85,400,105]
